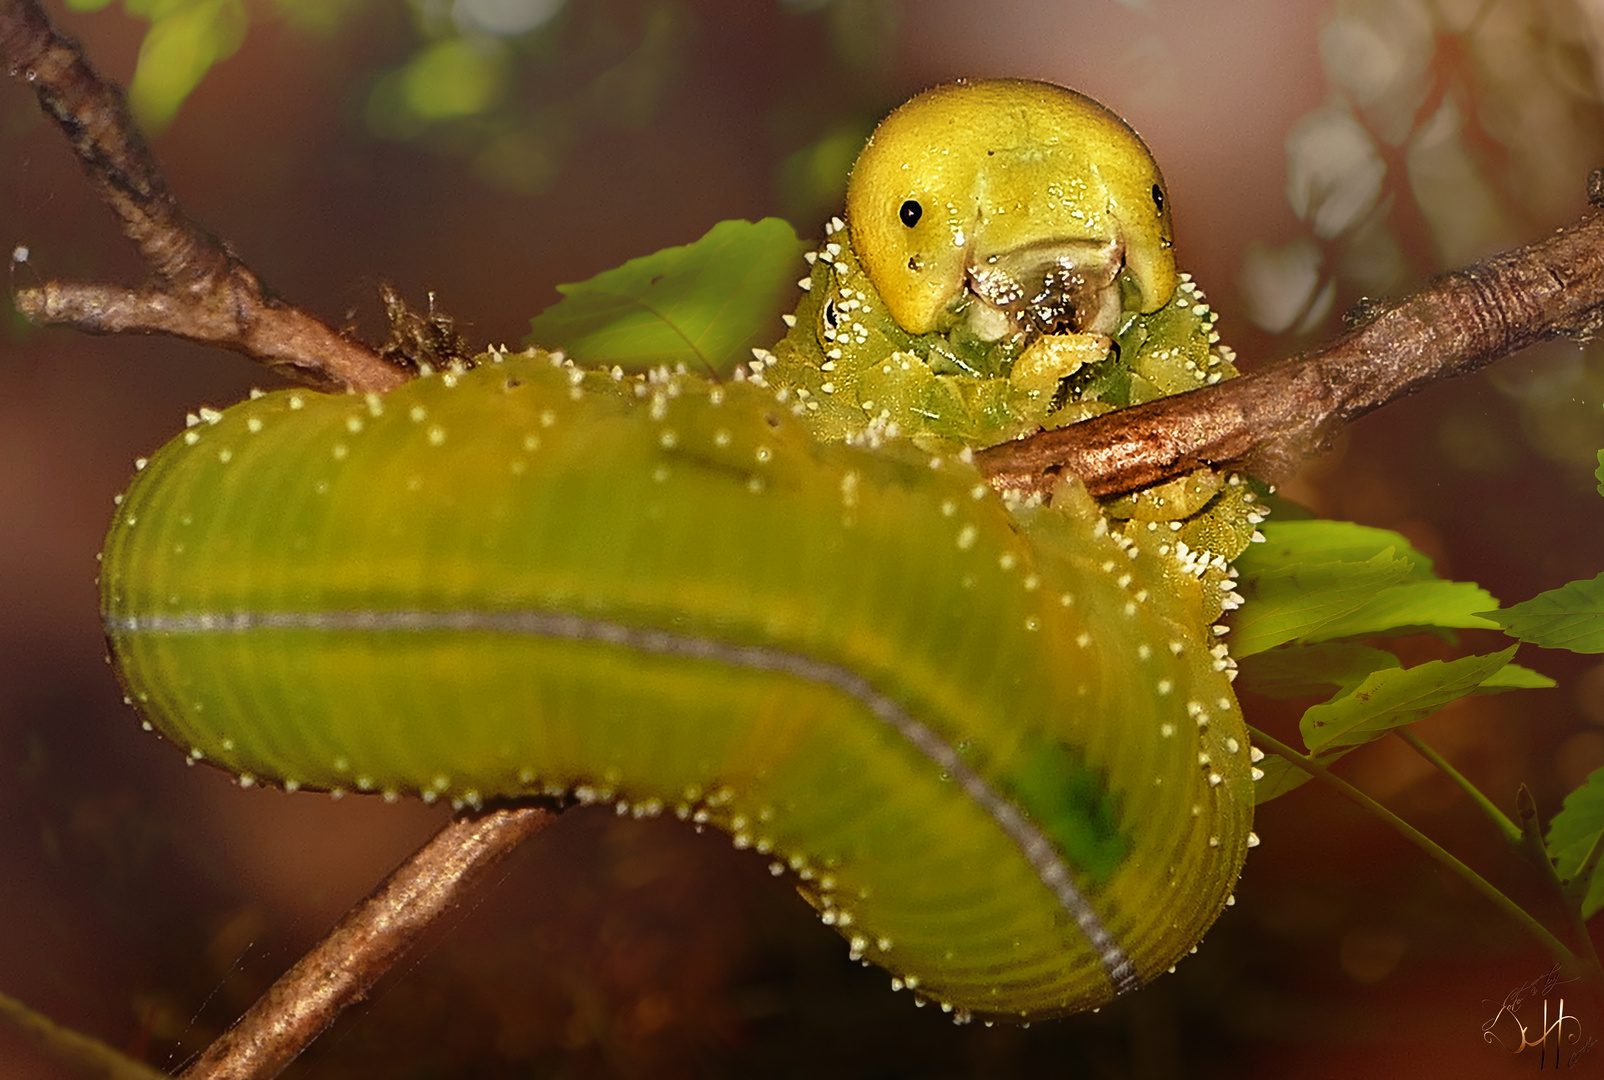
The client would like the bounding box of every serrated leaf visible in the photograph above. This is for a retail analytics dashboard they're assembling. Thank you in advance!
[1547,766,1604,917]
[1300,646,1517,754]
[1233,520,1501,654]
[525,218,808,376]
[1236,519,1439,580]
[1236,642,1400,700]
[1229,551,1414,657]
[1485,573,1604,654]
[1480,664,1556,691]
[1311,579,1502,642]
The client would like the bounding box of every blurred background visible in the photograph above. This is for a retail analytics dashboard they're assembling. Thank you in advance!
[4,0,1604,1075]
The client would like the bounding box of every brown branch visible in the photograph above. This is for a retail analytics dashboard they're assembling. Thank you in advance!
[176,806,554,1080]
[976,193,1604,499]
[0,0,408,393]
[10,0,1604,492]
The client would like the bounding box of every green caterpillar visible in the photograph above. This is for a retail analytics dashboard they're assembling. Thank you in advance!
[100,79,1261,1021]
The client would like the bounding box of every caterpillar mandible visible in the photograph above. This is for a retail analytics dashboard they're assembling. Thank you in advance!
[100,79,1260,1021]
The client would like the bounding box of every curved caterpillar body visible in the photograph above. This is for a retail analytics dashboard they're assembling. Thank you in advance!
[100,80,1259,1021]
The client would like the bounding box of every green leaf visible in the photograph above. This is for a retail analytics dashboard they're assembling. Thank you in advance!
[1231,519,1501,656]
[1229,551,1414,657]
[1546,766,1604,917]
[1485,573,1604,654]
[1300,647,1517,754]
[1311,579,1502,642]
[1236,642,1400,700]
[525,218,807,377]
[1481,664,1556,691]
[1252,743,1358,804]
[1236,519,1439,580]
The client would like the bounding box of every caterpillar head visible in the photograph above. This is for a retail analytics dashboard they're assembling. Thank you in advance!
[846,79,1177,341]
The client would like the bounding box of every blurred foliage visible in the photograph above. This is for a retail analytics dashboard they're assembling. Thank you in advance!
[370,0,896,210]
[64,0,366,130]
[68,0,898,217]
[1243,0,1604,471]
[776,119,872,225]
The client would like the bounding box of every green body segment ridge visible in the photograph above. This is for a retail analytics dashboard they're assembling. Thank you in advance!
[102,351,1252,1020]
[101,79,1264,1021]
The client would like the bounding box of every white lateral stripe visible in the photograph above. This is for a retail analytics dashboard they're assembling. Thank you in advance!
[109,607,1142,996]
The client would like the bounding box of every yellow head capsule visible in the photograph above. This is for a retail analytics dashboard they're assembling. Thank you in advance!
[846,79,1177,338]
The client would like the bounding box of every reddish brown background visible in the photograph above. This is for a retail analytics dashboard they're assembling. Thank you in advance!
[4,1,1603,1076]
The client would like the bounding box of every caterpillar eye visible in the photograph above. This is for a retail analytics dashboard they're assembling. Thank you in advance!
[1151,184,1164,213]
[899,199,923,227]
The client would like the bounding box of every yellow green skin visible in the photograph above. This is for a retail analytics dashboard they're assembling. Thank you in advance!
[846,79,1177,336]
[764,218,1237,446]
[99,79,1260,1021]
[763,79,1262,621]
[102,354,1254,1020]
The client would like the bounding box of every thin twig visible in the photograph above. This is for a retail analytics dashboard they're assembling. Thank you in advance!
[0,0,407,393]
[176,805,554,1080]
[976,193,1604,499]
[1396,728,1522,845]
[1248,727,1599,984]
[0,989,170,1080]
[1397,736,1604,976]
